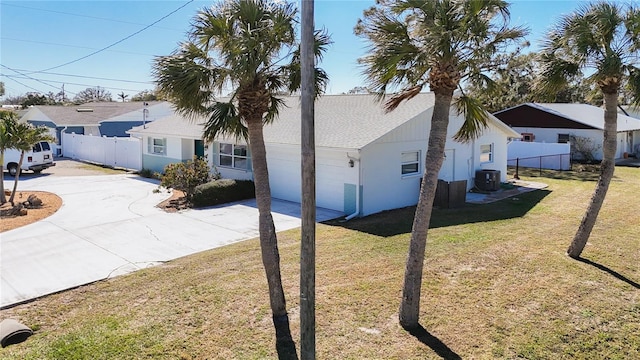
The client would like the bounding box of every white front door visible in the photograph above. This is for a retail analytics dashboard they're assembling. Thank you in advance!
[438,149,455,181]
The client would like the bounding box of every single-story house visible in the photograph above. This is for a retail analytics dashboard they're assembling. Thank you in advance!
[127,111,208,173]
[20,101,173,155]
[494,103,640,160]
[128,93,521,217]
[620,106,640,155]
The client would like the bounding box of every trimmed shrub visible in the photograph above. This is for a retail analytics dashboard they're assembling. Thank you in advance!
[192,179,255,208]
[160,158,212,200]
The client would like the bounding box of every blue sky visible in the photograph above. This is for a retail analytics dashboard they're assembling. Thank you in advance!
[0,0,595,100]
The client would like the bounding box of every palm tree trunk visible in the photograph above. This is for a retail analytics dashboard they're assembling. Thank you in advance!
[399,91,453,329]
[8,151,25,204]
[245,117,297,358]
[567,91,618,258]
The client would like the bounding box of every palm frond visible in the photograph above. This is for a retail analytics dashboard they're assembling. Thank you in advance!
[201,101,247,143]
[153,42,224,118]
[452,95,490,143]
[384,85,423,112]
[153,0,332,143]
[627,65,640,107]
[356,0,527,99]
[263,96,285,125]
[285,28,332,97]
[536,1,639,99]
[534,49,582,98]
[466,72,500,95]
[625,6,640,52]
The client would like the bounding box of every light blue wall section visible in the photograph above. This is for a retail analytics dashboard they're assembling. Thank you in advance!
[142,154,186,174]
[100,121,144,137]
[343,183,362,215]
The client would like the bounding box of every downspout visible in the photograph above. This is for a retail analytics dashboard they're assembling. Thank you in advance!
[344,150,361,221]
[469,138,476,190]
[60,126,68,157]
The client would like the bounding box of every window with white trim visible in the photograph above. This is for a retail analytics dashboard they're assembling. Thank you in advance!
[148,137,166,155]
[219,143,248,169]
[480,144,493,163]
[521,133,535,142]
[401,151,420,176]
[558,133,570,144]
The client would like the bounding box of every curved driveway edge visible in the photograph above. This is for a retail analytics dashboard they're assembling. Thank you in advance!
[1,174,342,308]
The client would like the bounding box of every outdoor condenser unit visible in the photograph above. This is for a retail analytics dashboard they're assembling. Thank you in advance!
[475,169,501,191]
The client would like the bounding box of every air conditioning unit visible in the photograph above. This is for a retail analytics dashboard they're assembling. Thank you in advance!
[475,170,501,191]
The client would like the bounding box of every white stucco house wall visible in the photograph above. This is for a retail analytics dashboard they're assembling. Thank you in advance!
[129,93,520,217]
[494,103,640,160]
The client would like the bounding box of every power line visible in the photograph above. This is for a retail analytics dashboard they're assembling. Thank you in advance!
[2,3,185,32]
[29,0,195,74]
[8,68,154,85]
[1,37,156,57]
[3,75,148,93]
[2,75,43,94]
[1,65,74,95]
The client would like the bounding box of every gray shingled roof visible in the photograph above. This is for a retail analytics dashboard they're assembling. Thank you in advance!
[128,113,205,139]
[27,101,163,126]
[130,94,437,149]
[263,93,436,148]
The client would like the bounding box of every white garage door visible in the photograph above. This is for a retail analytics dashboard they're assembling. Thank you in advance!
[267,146,345,212]
[316,162,345,211]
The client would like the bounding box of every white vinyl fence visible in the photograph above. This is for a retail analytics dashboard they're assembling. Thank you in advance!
[508,141,571,171]
[61,133,142,171]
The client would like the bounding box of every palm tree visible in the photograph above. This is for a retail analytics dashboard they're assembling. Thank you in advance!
[7,123,54,204]
[117,91,129,102]
[355,0,527,329]
[153,0,329,356]
[536,2,640,258]
[0,111,19,204]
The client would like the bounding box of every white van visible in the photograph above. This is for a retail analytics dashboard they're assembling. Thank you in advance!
[3,141,56,176]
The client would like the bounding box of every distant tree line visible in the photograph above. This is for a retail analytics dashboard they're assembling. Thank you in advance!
[346,51,638,114]
[0,86,164,108]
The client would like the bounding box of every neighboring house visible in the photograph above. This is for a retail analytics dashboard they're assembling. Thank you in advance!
[620,105,640,118]
[128,112,207,173]
[494,103,640,160]
[620,106,640,156]
[20,101,173,155]
[129,94,521,217]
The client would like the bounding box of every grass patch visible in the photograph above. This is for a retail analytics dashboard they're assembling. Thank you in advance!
[77,162,129,175]
[1,167,638,359]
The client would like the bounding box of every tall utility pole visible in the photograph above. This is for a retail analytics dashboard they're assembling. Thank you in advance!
[300,0,316,358]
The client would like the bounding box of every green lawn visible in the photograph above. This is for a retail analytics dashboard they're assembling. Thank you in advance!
[1,167,638,359]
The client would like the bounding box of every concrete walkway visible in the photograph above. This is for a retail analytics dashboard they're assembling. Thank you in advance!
[466,180,549,204]
[615,157,640,168]
[1,174,342,308]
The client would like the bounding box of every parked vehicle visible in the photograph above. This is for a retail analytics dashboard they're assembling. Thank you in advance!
[3,141,56,176]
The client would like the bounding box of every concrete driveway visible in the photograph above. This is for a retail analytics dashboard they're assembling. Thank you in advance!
[1,172,342,308]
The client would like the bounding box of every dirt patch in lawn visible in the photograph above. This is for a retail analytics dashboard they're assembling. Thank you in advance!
[0,191,63,232]
[155,190,189,212]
